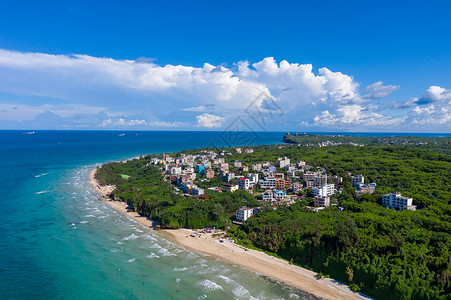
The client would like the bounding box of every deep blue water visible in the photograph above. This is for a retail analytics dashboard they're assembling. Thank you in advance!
[0,130,446,299]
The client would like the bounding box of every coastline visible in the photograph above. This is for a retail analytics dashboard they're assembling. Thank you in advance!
[90,167,369,300]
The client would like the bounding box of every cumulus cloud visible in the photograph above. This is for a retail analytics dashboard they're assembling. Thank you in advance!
[417,86,451,105]
[196,113,225,128]
[314,105,404,128]
[0,49,449,132]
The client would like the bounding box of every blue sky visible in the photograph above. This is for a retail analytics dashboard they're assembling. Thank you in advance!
[0,0,450,132]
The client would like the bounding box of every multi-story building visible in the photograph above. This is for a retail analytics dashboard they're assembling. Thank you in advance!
[221,172,235,183]
[237,178,250,190]
[292,181,302,193]
[278,157,291,168]
[273,190,287,201]
[303,171,318,182]
[330,175,343,184]
[180,182,194,194]
[191,186,205,196]
[261,190,273,201]
[314,196,330,207]
[234,160,242,168]
[247,173,259,184]
[351,174,364,186]
[382,192,416,210]
[273,173,285,179]
[313,174,327,187]
[170,167,182,175]
[284,179,292,190]
[244,148,254,154]
[275,178,285,190]
[259,177,276,189]
[236,206,253,222]
[222,183,238,192]
[313,183,335,197]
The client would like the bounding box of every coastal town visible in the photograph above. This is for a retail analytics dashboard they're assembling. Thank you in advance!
[146,146,416,223]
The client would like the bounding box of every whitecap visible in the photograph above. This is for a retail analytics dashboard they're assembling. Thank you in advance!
[232,285,251,298]
[84,215,96,218]
[127,258,136,263]
[172,267,188,272]
[35,191,48,194]
[34,173,48,178]
[147,253,160,259]
[195,279,223,292]
[123,234,139,241]
[79,221,89,224]
[158,248,176,256]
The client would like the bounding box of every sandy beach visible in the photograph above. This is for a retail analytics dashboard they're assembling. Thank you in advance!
[90,168,369,300]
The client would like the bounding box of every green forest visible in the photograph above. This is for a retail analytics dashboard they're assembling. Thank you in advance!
[96,140,451,300]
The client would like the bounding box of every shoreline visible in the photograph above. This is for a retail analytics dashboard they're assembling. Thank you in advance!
[90,167,370,300]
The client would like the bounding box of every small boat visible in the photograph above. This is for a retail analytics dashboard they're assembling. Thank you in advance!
[23,131,35,135]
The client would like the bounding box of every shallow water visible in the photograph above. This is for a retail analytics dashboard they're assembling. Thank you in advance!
[0,130,317,299]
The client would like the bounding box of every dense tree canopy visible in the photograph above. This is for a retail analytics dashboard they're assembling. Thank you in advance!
[96,138,451,300]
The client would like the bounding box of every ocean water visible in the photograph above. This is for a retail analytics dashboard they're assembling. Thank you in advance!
[0,130,318,300]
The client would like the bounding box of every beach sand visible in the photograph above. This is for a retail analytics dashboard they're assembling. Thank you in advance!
[90,168,369,300]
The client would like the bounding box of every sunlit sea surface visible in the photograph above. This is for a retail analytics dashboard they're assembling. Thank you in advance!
[0,130,318,299]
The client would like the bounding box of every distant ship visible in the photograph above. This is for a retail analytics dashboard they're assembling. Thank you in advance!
[117,133,125,137]
[23,131,35,135]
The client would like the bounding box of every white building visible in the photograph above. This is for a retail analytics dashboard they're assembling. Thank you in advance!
[247,173,259,184]
[236,206,253,222]
[314,196,330,207]
[278,157,291,168]
[261,190,273,201]
[170,167,182,175]
[234,160,242,168]
[191,186,205,196]
[259,177,276,189]
[237,178,250,190]
[222,172,235,183]
[313,184,335,197]
[273,190,286,201]
[351,174,364,186]
[382,192,416,210]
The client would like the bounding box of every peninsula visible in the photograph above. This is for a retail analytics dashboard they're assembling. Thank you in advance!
[92,135,451,300]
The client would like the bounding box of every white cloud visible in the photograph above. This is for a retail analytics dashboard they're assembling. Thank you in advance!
[147,121,188,127]
[181,104,215,112]
[196,113,225,128]
[417,86,451,105]
[408,105,451,126]
[0,49,449,132]
[314,105,405,128]
[363,81,401,99]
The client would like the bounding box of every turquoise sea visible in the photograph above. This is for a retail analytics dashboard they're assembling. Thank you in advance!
[1,130,447,299]
[0,130,318,300]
